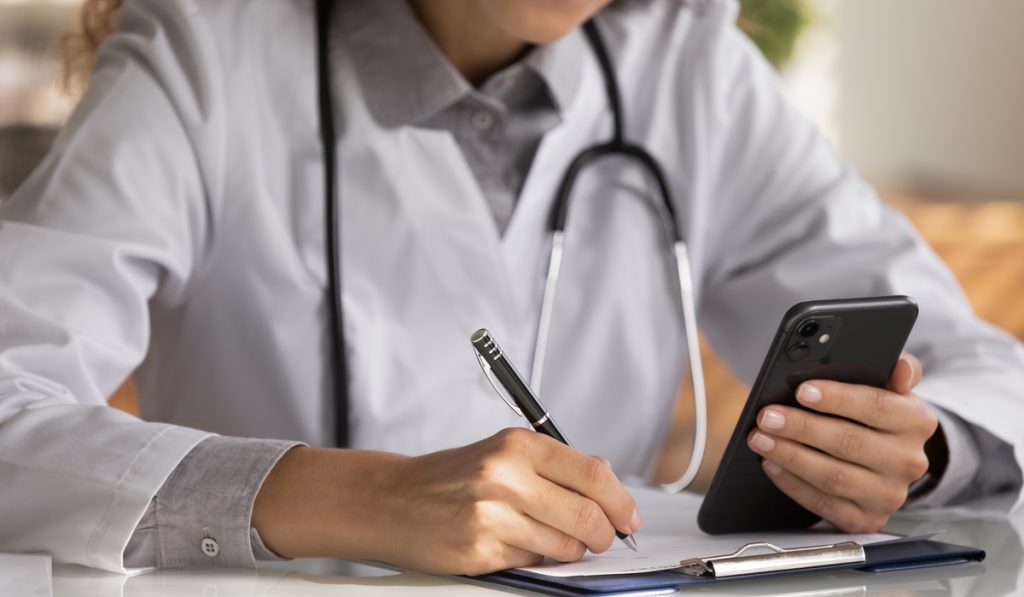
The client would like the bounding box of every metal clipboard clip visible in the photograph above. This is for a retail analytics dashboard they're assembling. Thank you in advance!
[674,541,866,578]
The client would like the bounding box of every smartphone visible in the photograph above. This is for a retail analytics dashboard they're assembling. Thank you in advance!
[697,296,919,534]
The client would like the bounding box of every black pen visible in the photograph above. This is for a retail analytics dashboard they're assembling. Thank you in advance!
[470,328,638,552]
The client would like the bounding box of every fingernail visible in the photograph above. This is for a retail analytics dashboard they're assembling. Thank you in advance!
[798,383,822,403]
[763,460,783,476]
[760,409,785,430]
[630,509,642,533]
[903,355,916,386]
[750,431,776,452]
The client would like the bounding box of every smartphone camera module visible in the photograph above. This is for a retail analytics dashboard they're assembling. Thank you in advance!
[789,316,840,362]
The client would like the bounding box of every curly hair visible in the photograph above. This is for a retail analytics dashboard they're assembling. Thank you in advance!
[61,0,123,92]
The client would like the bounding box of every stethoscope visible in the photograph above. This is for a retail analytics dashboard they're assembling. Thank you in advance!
[314,0,706,492]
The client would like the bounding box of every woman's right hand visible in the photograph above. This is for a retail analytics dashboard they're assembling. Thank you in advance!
[252,428,641,576]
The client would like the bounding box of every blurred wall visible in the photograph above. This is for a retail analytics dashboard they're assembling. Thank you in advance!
[0,1,77,127]
[0,1,77,201]
[832,0,1024,199]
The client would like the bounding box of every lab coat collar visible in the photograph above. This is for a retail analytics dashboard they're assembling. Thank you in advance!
[524,27,586,116]
[338,0,469,128]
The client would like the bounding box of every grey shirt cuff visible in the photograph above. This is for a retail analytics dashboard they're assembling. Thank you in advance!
[123,435,303,568]
[905,404,1022,509]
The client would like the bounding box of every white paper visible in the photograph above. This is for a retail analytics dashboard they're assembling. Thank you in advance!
[0,553,52,597]
[517,486,897,578]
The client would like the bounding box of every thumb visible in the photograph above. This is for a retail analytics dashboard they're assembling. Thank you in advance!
[888,352,923,394]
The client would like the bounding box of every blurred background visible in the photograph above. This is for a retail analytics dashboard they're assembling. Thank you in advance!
[0,0,77,199]
[1,0,1022,489]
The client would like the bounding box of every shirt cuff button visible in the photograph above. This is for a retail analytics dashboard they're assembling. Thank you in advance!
[200,537,220,557]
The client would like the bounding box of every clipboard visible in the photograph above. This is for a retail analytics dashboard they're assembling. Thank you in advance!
[472,538,985,596]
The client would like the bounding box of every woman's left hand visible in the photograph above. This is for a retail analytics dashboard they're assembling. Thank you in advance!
[747,352,939,533]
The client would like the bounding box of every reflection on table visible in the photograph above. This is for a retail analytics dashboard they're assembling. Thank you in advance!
[52,495,1023,597]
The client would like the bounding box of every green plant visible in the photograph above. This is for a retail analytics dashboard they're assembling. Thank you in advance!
[737,0,812,68]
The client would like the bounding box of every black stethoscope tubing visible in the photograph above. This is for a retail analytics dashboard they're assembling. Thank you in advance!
[314,1,689,456]
[315,0,349,448]
[550,22,682,246]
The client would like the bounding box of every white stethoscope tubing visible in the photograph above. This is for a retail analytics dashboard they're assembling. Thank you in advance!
[529,233,707,493]
[529,230,565,396]
[661,242,707,493]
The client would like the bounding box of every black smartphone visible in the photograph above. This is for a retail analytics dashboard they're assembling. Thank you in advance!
[698,295,919,534]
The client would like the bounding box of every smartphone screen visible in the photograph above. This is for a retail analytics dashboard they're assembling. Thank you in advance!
[698,296,918,534]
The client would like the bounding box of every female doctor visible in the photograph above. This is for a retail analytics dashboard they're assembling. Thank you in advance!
[1,0,1022,576]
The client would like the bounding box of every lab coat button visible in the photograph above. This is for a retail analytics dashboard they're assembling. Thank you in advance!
[200,537,220,557]
[471,110,495,131]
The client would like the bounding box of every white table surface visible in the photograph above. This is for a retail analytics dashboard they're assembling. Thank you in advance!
[49,488,1023,596]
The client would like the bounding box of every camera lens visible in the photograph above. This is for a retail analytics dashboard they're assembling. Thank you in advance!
[798,321,820,338]
[787,342,811,360]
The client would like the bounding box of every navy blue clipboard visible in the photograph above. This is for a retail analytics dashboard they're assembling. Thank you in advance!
[470,539,985,596]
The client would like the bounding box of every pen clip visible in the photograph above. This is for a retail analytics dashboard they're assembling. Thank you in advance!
[475,353,524,417]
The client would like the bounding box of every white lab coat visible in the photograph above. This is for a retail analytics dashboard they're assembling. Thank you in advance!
[1,0,1022,573]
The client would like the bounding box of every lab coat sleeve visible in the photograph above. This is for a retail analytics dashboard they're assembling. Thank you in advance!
[689,16,1024,510]
[0,0,228,571]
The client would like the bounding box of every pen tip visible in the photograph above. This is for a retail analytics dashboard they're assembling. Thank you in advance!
[622,535,638,552]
